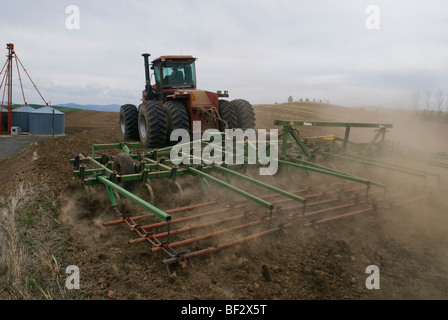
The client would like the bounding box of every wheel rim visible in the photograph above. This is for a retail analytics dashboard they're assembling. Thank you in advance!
[120,114,126,134]
[139,114,147,139]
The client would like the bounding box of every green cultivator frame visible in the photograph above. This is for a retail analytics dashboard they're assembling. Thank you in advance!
[70,120,443,267]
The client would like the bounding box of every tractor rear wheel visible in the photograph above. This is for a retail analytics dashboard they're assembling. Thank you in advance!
[113,152,136,192]
[138,101,167,148]
[218,99,238,131]
[231,99,256,129]
[163,100,190,145]
[120,104,139,141]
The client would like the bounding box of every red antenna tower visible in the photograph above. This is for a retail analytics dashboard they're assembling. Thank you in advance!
[0,43,48,134]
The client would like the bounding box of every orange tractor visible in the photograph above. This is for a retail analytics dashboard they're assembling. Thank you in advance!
[120,53,256,147]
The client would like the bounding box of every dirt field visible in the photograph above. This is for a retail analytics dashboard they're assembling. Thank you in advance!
[0,102,447,301]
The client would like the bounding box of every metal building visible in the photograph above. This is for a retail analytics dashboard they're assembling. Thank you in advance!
[29,106,65,136]
[12,105,35,133]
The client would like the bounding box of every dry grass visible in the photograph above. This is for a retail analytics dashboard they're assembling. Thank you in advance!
[0,183,72,299]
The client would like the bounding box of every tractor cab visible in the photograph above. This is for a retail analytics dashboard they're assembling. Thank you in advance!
[150,56,197,101]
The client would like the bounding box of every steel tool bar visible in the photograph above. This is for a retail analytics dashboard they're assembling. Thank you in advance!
[97,175,171,222]
[103,200,218,226]
[278,159,386,188]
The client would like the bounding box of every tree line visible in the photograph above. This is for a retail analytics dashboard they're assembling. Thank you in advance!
[284,96,330,104]
[412,90,448,112]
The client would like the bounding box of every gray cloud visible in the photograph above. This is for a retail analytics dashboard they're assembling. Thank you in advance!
[1,0,448,109]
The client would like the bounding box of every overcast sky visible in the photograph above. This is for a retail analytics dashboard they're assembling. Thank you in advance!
[1,0,448,109]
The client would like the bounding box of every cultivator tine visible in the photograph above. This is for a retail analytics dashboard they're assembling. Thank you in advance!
[162,225,288,266]
[305,208,374,229]
[128,205,247,244]
[389,194,431,207]
[153,214,270,253]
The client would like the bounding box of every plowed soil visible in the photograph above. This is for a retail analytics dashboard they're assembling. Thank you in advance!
[1,103,447,300]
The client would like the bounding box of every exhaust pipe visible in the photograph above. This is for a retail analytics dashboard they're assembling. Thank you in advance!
[142,53,155,100]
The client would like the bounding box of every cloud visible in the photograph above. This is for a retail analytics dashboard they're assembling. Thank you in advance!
[1,0,448,109]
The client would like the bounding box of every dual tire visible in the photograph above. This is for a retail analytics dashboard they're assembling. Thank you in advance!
[218,99,238,131]
[119,104,139,141]
[219,99,256,131]
[163,100,190,145]
[138,101,167,148]
[119,98,256,147]
[120,101,168,148]
[230,99,256,130]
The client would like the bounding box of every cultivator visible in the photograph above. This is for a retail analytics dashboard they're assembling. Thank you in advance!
[70,119,443,267]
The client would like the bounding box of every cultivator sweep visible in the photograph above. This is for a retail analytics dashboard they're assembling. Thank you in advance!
[70,120,443,267]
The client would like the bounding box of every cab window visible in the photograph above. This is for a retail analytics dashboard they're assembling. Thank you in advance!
[161,62,196,86]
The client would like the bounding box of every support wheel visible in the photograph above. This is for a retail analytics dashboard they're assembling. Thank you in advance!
[138,101,167,148]
[113,152,136,192]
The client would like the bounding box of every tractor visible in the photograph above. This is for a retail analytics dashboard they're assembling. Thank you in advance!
[119,53,256,148]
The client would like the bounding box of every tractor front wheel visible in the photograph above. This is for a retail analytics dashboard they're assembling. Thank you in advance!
[120,104,139,141]
[138,101,167,148]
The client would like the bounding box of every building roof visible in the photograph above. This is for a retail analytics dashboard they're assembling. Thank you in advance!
[31,106,64,114]
[12,105,36,112]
